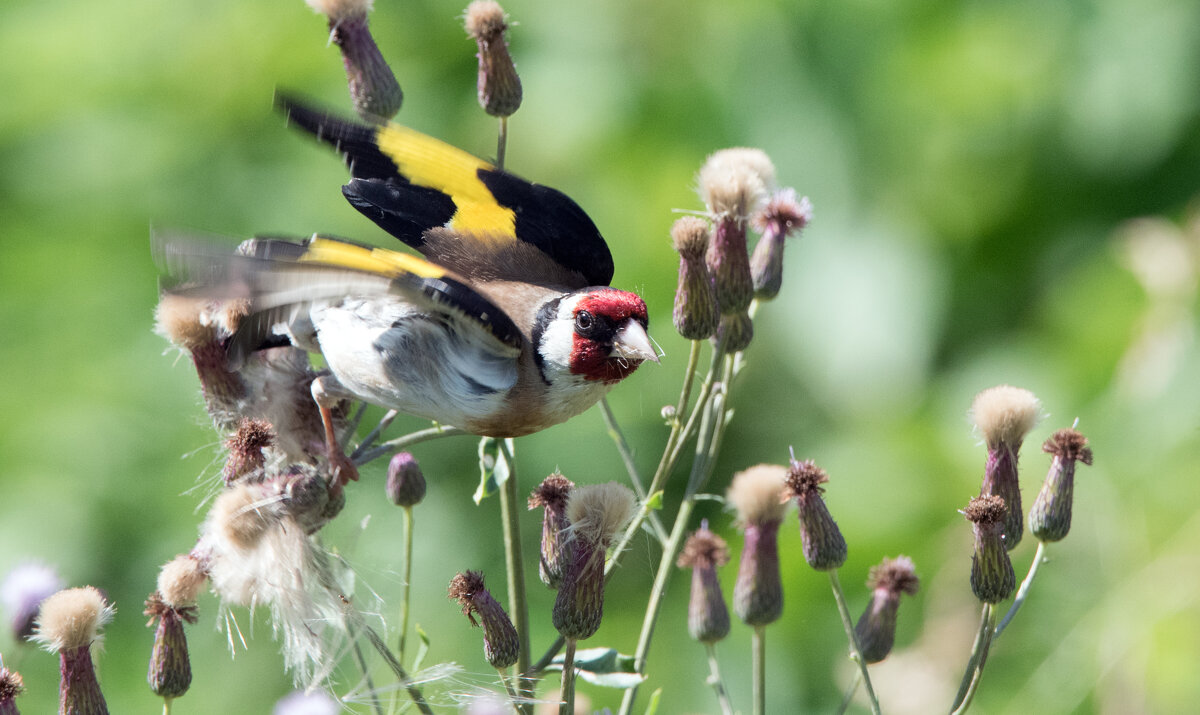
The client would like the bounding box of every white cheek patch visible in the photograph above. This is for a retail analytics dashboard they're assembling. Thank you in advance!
[537,294,586,375]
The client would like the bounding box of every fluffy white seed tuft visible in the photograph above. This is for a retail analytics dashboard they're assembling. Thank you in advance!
[305,0,373,20]
[698,148,776,219]
[970,385,1043,447]
[566,482,637,547]
[157,554,208,609]
[32,586,115,653]
[727,464,789,526]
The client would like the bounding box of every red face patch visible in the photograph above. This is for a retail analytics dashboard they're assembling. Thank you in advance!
[569,289,650,383]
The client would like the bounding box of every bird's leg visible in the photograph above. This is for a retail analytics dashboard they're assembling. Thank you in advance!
[312,376,360,488]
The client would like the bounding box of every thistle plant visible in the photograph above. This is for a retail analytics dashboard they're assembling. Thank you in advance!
[4,4,1106,713]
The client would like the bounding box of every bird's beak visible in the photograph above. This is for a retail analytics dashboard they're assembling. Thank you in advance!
[612,320,660,364]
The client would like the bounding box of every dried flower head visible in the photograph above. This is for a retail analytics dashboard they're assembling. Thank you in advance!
[2,561,63,642]
[700,148,775,315]
[223,418,274,484]
[448,571,520,669]
[749,188,813,300]
[565,482,637,549]
[529,473,575,589]
[854,556,919,663]
[34,587,114,715]
[971,385,1042,550]
[553,483,637,640]
[386,452,427,508]
[671,216,719,340]
[464,1,523,117]
[964,495,1015,603]
[0,667,24,714]
[970,385,1042,449]
[728,465,788,626]
[677,521,732,643]
[144,592,197,700]
[784,458,847,571]
[155,293,247,426]
[1030,428,1094,542]
[156,555,208,610]
[698,148,775,219]
[727,464,788,527]
[33,587,114,654]
[306,0,403,118]
[199,475,346,681]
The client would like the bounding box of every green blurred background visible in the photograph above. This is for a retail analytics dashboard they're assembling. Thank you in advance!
[2,0,1198,712]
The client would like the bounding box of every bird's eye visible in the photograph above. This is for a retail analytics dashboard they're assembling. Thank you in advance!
[575,310,595,334]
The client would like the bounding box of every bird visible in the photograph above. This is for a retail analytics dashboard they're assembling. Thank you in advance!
[155,96,657,485]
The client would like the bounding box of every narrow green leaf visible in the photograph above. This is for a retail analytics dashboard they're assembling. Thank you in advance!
[646,490,665,510]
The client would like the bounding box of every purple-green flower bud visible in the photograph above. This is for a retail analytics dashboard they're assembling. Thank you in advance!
[749,188,812,300]
[713,310,753,353]
[671,216,719,340]
[854,556,919,663]
[144,592,196,700]
[0,667,23,715]
[464,1,523,117]
[386,452,427,508]
[677,521,731,643]
[552,483,636,640]
[448,571,520,669]
[727,465,788,626]
[1030,428,1093,542]
[306,0,403,119]
[528,473,574,589]
[964,495,1015,603]
[971,385,1042,550]
[784,459,847,571]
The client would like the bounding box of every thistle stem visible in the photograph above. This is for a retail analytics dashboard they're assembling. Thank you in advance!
[354,425,467,466]
[398,505,414,662]
[497,439,532,711]
[828,570,881,715]
[837,669,863,715]
[559,638,578,715]
[163,699,172,715]
[498,668,522,715]
[949,603,996,714]
[704,642,735,715]
[351,408,398,460]
[496,116,508,170]
[599,397,668,543]
[352,638,386,715]
[752,626,766,715]
[994,541,1047,639]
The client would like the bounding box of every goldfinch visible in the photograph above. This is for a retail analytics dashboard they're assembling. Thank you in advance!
[156,98,656,484]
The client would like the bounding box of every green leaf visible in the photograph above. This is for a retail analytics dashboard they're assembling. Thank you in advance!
[413,624,431,672]
[643,687,663,715]
[547,647,646,689]
[646,490,664,510]
[473,437,512,504]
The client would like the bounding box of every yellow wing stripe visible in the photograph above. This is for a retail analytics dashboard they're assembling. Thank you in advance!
[372,124,517,240]
[300,237,447,279]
